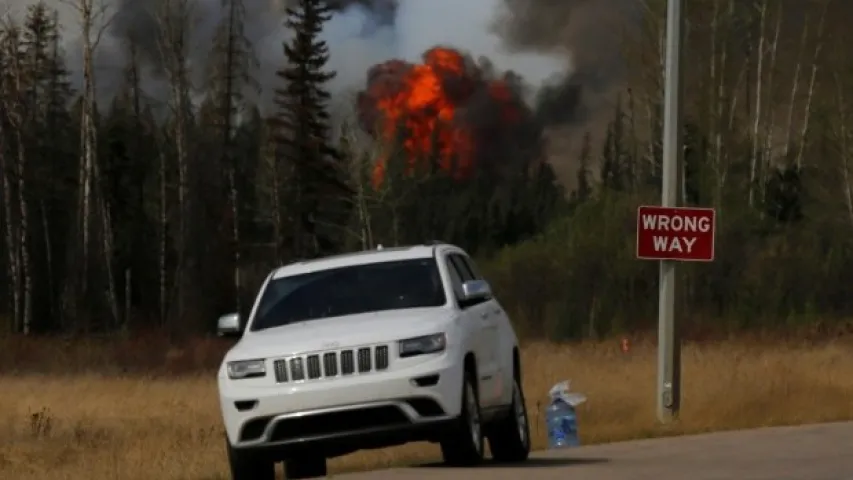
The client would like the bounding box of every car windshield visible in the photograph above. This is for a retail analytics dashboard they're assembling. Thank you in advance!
[249,258,446,331]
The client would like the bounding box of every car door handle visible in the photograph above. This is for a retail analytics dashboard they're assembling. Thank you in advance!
[480,312,489,319]
[493,308,501,315]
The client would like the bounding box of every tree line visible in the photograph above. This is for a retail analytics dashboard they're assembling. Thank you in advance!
[1,0,852,339]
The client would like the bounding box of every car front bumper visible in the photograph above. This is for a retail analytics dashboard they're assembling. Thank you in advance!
[219,351,464,456]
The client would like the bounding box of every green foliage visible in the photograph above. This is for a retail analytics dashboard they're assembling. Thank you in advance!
[362,158,564,255]
[481,191,656,340]
[481,180,853,339]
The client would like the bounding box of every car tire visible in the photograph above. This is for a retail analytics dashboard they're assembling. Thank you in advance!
[284,455,327,479]
[487,371,531,463]
[226,438,274,480]
[440,369,485,466]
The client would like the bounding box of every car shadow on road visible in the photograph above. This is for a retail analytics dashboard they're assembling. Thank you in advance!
[414,457,610,469]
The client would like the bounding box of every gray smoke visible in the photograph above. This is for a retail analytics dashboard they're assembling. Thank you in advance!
[497,0,641,104]
[3,0,574,105]
[490,0,640,187]
[2,0,631,187]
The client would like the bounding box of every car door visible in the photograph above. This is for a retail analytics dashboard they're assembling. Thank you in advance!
[447,253,500,407]
[463,256,515,405]
[444,255,487,390]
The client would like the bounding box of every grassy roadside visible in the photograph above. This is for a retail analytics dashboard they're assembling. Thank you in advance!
[1,337,852,479]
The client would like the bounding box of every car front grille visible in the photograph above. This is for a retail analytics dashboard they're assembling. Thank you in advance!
[273,344,390,383]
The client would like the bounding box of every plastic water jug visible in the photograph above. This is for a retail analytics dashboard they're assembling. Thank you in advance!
[546,399,579,448]
[545,380,586,449]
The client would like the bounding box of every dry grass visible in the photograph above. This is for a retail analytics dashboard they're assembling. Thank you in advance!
[2,337,853,479]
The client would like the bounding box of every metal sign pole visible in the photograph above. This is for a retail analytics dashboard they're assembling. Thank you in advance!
[658,0,684,423]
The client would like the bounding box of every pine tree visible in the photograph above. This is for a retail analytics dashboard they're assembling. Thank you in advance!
[21,4,75,330]
[203,0,258,313]
[573,132,593,204]
[600,97,625,192]
[273,0,350,258]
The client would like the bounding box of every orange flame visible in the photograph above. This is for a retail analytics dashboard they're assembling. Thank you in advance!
[361,47,520,187]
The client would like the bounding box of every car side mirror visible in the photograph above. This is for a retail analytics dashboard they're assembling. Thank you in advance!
[217,313,242,337]
[461,279,492,302]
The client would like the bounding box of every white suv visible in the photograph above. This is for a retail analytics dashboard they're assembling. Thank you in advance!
[216,243,531,479]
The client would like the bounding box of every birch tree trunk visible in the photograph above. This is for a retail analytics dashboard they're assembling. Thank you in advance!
[0,88,20,333]
[229,168,241,311]
[14,130,31,335]
[40,201,54,325]
[833,72,853,227]
[782,18,809,159]
[158,146,168,326]
[710,0,736,205]
[1,29,32,334]
[794,2,828,169]
[69,0,119,328]
[77,8,95,304]
[759,3,782,207]
[220,0,244,313]
[748,0,768,207]
[266,140,284,263]
[157,0,194,327]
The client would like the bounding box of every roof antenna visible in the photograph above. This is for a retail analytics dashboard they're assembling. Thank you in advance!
[376,244,384,250]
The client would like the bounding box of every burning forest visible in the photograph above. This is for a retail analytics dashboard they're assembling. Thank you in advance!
[357,46,547,187]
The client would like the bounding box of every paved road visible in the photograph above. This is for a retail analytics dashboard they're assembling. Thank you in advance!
[339,422,853,479]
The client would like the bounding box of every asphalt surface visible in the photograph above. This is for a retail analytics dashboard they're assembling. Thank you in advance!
[338,422,853,479]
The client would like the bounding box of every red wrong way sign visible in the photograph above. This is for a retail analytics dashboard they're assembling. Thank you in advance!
[636,206,716,261]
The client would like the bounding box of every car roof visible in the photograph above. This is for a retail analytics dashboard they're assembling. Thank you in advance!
[271,244,461,279]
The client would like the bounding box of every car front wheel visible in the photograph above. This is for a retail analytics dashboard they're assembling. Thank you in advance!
[226,438,274,480]
[440,369,485,466]
[284,455,327,479]
[487,371,531,462]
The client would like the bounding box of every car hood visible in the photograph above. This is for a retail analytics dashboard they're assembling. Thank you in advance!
[226,307,455,360]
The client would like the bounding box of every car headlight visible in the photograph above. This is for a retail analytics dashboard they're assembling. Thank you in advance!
[398,333,446,358]
[226,359,266,379]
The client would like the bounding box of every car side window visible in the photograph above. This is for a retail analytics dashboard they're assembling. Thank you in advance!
[445,256,466,302]
[457,254,492,303]
[449,254,474,282]
[458,255,483,280]
[447,253,491,309]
